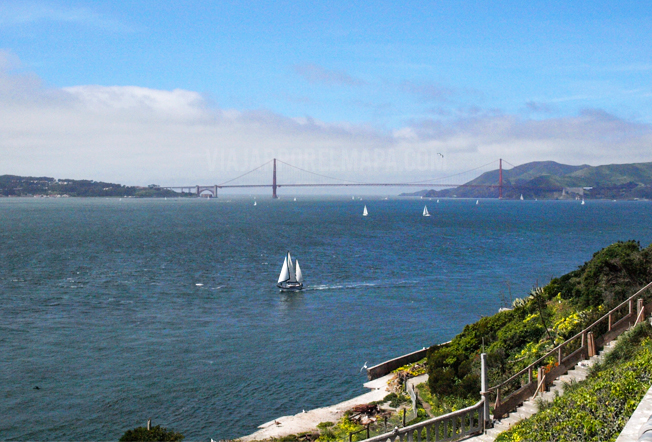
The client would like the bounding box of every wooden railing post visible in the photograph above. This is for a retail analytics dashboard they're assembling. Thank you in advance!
[637,298,645,325]
[608,312,613,331]
[528,366,532,384]
[537,367,546,393]
[587,331,595,357]
[558,344,563,365]
[495,388,501,408]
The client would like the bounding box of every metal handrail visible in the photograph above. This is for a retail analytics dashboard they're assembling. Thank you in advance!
[488,280,652,392]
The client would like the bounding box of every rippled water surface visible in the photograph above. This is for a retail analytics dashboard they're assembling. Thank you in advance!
[2,197,652,440]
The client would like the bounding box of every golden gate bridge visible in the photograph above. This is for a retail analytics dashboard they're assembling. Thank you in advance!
[163,158,519,198]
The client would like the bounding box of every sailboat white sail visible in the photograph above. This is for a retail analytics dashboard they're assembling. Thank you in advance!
[295,261,303,283]
[423,205,430,217]
[277,252,304,290]
[520,194,524,200]
[363,205,368,216]
[277,257,289,284]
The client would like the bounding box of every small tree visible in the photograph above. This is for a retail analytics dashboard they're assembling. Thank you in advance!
[119,425,184,442]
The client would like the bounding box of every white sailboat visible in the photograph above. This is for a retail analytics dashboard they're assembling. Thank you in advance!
[520,194,524,200]
[423,205,430,217]
[581,199,585,205]
[254,201,257,206]
[363,205,368,216]
[476,200,479,205]
[277,252,303,291]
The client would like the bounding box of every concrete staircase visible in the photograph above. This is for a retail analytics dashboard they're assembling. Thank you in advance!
[467,339,619,442]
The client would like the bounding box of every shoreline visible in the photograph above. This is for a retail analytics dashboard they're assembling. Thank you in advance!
[238,374,393,441]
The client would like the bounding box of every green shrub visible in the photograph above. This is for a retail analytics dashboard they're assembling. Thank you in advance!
[119,425,184,442]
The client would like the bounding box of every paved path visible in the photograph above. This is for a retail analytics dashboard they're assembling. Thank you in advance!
[616,385,652,442]
[238,375,393,441]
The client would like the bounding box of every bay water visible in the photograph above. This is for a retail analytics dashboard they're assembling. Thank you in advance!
[2,197,651,441]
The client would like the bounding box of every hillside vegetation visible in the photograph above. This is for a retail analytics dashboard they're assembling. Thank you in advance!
[409,160,652,200]
[0,175,190,197]
[425,240,652,402]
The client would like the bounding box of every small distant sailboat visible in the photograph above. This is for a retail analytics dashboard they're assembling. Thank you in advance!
[520,194,524,201]
[277,252,303,291]
[254,201,257,206]
[437,199,440,203]
[423,205,430,217]
[294,197,297,201]
[581,199,585,205]
[363,205,368,216]
[476,200,479,205]
[352,196,355,200]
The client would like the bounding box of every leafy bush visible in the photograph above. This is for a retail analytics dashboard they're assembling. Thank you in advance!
[119,425,184,442]
[548,240,652,309]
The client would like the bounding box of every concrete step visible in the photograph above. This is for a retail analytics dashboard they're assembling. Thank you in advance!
[519,405,537,414]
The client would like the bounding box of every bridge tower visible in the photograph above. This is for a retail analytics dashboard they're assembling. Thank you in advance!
[272,158,278,198]
[499,158,503,199]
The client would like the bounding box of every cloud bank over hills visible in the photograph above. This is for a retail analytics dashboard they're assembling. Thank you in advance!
[2,50,651,187]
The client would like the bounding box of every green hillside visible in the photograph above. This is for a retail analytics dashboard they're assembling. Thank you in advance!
[411,160,652,200]
[0,175,191,198]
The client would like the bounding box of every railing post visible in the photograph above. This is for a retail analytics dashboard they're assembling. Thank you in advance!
[587,331,595,357]
[608,312,613,331]
[480,353,490,429]
[637,298,645,325]
[558,344,563,365]
[528,366,532,384]
[538,367,546,393]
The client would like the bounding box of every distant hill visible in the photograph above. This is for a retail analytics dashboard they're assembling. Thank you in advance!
[0,175,191,198]
[402,160,652,200]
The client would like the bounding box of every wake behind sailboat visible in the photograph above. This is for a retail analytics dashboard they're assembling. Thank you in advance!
[277,252,304,291]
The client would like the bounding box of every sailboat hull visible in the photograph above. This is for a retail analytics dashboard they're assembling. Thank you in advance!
[277,281,304,291]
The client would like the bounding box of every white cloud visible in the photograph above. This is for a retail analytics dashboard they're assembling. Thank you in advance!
[1,58,651,189]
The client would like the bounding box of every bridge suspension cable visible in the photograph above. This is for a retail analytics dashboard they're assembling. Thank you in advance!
[275,159,367,185]
[399,159,501,185]
[217,159,274,186]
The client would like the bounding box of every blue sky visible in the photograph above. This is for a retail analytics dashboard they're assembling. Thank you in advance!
[1,1,652,185]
